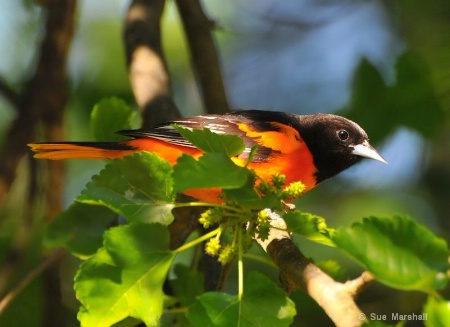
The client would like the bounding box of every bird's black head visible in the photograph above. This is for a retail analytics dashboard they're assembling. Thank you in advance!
[294,114,386,184]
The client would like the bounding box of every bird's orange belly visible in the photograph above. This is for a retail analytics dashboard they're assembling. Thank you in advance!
[128,138,318,203]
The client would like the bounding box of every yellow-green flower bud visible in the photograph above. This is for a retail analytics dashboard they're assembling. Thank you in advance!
[205,238,221,256]
[282,181,306,199]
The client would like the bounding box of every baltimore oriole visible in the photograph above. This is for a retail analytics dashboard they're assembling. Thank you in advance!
[29,110,386,202]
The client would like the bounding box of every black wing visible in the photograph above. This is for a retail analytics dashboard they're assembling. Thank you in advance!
[118,110,301,162]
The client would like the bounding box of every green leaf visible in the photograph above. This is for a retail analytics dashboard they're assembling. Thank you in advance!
[332,216,449,292]
[390,52,444,138]
[75,223,175,327]
[187,272,296,326]
[174,125,246,157]
[221,181,280,210]
[77,152,175,224]
[284,211,335,247]
[45,202,117,259]
[173,153,249,193]
[423,296,450,327]
[90,97,137,142]
[345,53,444,143]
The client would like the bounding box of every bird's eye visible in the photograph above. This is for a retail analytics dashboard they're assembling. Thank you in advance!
[337,130,349,141]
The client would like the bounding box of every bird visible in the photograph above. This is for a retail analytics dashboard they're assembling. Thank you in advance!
[28,110,386,202]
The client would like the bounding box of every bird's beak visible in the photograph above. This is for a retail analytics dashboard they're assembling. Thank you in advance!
[352,141,387,164]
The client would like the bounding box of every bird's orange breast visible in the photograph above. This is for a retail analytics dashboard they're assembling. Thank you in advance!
[128,126,318,203]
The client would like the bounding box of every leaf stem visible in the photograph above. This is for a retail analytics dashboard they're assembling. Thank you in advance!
[174,201,242,213]
[0,248,65,314]
[238,227,244,301]
[174,227,221,254]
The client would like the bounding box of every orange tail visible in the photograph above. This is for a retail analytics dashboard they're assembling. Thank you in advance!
[28,142,136,160]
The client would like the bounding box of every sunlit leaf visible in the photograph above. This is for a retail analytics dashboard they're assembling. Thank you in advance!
[90,97,137,141]
[333,216,449,292]
[173,153,249,193]
[174,125,245,157]
[75,223,175,327]
[45,202,116,259]
[187,272,296,326]
[284,211,335,247]
[77,152,174,224]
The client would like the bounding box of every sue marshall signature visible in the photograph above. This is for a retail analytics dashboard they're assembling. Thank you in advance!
[359,312,427,321]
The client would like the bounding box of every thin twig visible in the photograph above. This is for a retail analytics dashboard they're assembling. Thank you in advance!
[345,271,375,297]
[0,248,66,315]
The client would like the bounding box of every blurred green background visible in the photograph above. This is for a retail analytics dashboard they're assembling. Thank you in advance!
[0,0,449,326]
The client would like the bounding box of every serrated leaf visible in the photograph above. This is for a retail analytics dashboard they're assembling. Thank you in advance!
[174,125,245,157]
[423,296,450,327]
[187,272,296,326]
[90,97,136,142]
[44,202,117,259]
[77,152,175,224]
[173,153,249,193]
[333,216,450,292]
[75,223,175,327]
[284,211,335,247]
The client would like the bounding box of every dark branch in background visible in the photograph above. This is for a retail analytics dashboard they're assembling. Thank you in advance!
[124,0,230,293]
[124,0,198,256]
[257,215,374,327]
[0,0,75,213]
[175,0,230,114]
[38,0,76,221]
[173,0,232,291]
[124,0,181,128]
[0,1,76,326]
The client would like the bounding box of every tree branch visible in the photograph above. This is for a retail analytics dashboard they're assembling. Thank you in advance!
[124,0,222,292]
[258,214,373,327]
[124,0,181,127]
[0,0,76,211]
[0,2,76,326]
[39,0,77,220]
[175,0,230,114]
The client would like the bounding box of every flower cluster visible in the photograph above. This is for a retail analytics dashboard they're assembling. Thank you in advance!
[200,173,306,264]
[256,209,271,241]
[198,208,223,228]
